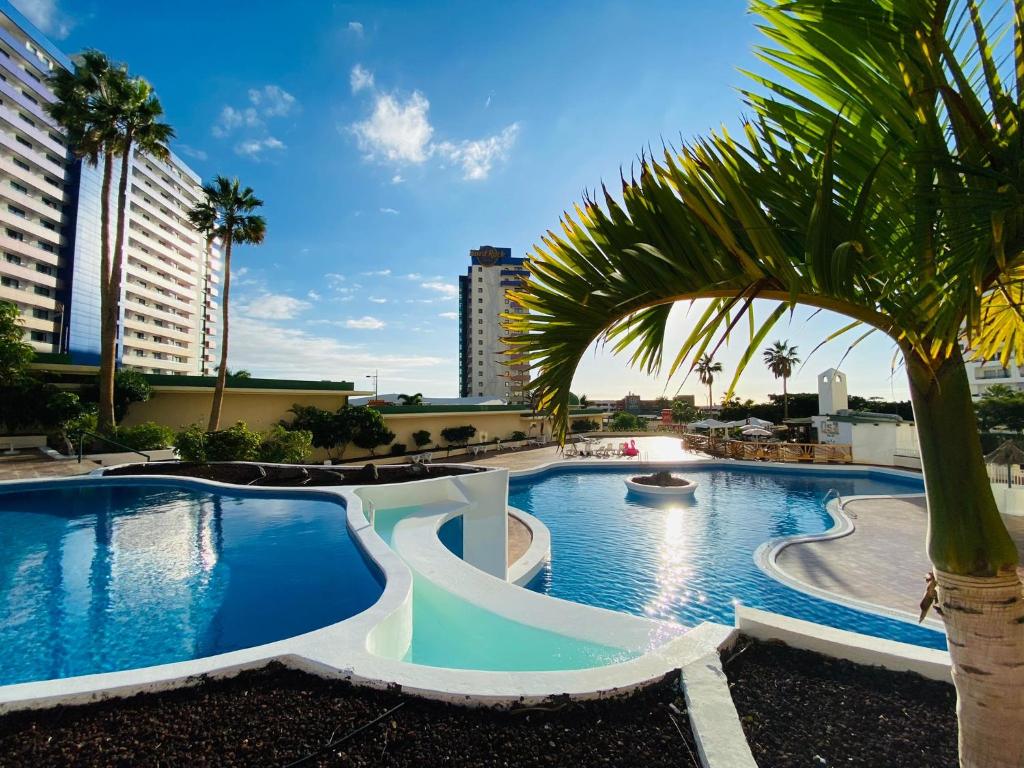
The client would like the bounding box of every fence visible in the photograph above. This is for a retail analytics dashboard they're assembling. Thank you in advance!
[681,433,853,464]
[986,463,1024,487]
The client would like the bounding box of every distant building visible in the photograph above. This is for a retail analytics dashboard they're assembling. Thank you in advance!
[963,352,1024,398]
[588,393,695,413]
[457,245,530,402]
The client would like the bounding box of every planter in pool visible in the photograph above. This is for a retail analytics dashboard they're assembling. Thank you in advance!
[624,476,698,497]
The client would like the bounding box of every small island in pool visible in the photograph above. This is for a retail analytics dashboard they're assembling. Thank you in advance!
[624,471,698,497]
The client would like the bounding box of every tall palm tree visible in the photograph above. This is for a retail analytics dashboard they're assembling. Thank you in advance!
[695,354,722,408]
[189,177,265,431]
[762,341,800,420]
[507,3,1024,764]
[397,393,424,406]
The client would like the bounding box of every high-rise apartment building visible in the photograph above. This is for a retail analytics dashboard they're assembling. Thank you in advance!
[0,1,219,375]
[458,245,530,401]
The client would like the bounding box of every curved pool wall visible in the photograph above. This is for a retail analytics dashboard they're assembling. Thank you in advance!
[0,467,729,713]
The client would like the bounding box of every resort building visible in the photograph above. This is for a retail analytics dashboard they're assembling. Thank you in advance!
[0,1,218,375]
[963,353,1024,398]
[457,245,530,402]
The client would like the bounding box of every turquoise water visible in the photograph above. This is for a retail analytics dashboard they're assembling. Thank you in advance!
[373,506,639,670]
[0,480,383,686]
[508,465,947,650]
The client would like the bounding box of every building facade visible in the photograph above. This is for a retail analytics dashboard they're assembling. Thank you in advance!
[458,245,530,401]
[963,355,1024,398]
[0,2,219,375]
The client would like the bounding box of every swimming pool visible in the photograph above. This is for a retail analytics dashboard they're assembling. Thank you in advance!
[508,465,946,649]
[0,480,383,686]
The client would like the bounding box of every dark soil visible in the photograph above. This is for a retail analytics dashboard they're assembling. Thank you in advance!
[724,638,957,768]
[103,461,481,487]
[0,664,700,768]
[632,471,692,487]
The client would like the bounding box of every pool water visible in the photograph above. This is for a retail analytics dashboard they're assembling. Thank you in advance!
[0,481,382,686]
[509,466,946,649]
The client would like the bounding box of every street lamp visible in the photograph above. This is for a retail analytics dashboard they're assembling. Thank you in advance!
[366,370,378,399]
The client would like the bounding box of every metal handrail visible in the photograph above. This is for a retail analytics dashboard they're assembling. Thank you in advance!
[77,430,152,464]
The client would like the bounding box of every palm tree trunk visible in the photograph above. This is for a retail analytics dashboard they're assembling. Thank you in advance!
[102,140,134,430]
[96,152,116,433]
[208,236,232,431]
[707,382,712,408]
[783,376,789,421]
[905,348,1024,768]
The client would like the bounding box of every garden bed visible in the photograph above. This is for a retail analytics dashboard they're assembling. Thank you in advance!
[103,461,482,486]
[0,664,699,767]
[631,471,691,487]
[724,638,957,768]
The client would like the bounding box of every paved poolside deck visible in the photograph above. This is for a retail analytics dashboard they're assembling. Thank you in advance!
[0,455,100,481]
[465,435,704,470]
[775,496,1024,621]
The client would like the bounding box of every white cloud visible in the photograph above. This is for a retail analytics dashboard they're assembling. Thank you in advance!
[235,136,286,159]
[438,311,458,320]
[368,297,388,303]
[248,85,296,118]
[361,269,391,277]
[13,0,73,38]
[326,272,346,286]
[404,273,423,280]
[391,174,404,184]
[350,64,375,94]
[436,123,520,180]
[238,292,311,320]
[379,207,400,215]
[484,92,493,109]
[421,280,457,298]
[307,290,321,301]
[346,316,385,330]
[176,144,208,161]
[347,21,364,37]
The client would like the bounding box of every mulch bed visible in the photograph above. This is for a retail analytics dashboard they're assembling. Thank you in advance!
[103,462,480,487]
[724,638,957,768]
[631,471,692,487]
[0,664,699,768]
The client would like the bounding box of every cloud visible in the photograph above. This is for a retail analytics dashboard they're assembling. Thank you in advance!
[237,292,311,320]
[379,207,399,215]
[13,0,73,38]
[361,269,391,277]
[404,273,423,280]
[435,123,520,180]
[350,64,375,93]
[421,280,458,298]
[235,136,286,159]
[325,272,346,286]
[347,21,364,37]
[248,85,296,118]
[307,290,321,301]
[368,297,388,303]
[347,67,518,180]
[176,144,208,161]
[438,311,458,320]
[345,316,385,330]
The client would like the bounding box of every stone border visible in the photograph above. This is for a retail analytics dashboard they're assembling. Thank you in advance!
[506,506,550,586]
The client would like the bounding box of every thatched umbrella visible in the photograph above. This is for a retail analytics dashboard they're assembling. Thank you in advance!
[985,440,1024,487]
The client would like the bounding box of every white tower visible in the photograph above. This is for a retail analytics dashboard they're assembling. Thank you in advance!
[818,368,848,415]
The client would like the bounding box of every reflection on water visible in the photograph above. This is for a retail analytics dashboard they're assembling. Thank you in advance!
[0,483,382,686]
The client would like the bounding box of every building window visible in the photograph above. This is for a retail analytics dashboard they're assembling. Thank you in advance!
[12,159,29,171]
[5,229,22,241]
[0,276,19,288]
[35,263,52,275]
[15,135,32,149]
[7,205,25,218]
[30,331,49,342]
[8,181,27,195]
[4,253,20,265]
[32,308,49,320]
[34,285,51,297]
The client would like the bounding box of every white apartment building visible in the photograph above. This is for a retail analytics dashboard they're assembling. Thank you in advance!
[0,2,219,375]
[965,356,1024,398]
[458,245,530,402]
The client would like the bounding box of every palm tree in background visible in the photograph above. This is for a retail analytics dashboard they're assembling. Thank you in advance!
[189,177,265,431]
[762,341,800,420]
[397,393,424,405]
[507,2,1024,763]
[695,354,722,408]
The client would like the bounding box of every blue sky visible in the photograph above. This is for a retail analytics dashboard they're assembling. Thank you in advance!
[20,0,911,402]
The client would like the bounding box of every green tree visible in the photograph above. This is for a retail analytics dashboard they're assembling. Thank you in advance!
[695,355,722,408]
[287,404,354,461]
[351,407,395,456]
[411,429,432,449]
[0,301,32,385]
[507,3,1024,761]
[440,425,477,447]
[397,393,423,405]
[976,386,1024,433]
[671,400,698,424]
[762,341,800,419]
[189,177,266,431]
[609,412,644,432]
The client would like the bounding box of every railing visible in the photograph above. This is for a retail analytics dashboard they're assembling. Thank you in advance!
[680,433,853,464]
[77,430,152,464]
[986,463,1024,487]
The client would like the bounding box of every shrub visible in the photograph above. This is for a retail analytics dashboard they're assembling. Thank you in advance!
[411,429,432,448]
[115,422,175,451]
[174,422,262,463]
[610,412,646,432]
[390,443,407,456]
[258,425,312,464]
[174,424,208,462]
[509,430,528,441]
[351,407,395,456]
[571,419,599,433]
[441,425,477,446]
[63,408,98,445]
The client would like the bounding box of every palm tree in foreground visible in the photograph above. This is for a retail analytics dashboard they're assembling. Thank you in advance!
[695,354,722,408]
[763,341,800,420]
[507,2,1024,765]
[189,177,265,431]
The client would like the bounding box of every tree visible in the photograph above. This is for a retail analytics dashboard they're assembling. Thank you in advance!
[976,387,1024,433]
[0,301,32,385]
[286,404,354,461]
[440,425,477,447]
[762,340,800,419]
[227,368,252,380]
[397,393,423,406]
[695,355,722,408]
[671,400,698,424]
[609,412,644,432]
[411,429,432,449]
[506,3,1024,763]
[579,394,590,408]
[351,407,395,456]
[189,177,266,431]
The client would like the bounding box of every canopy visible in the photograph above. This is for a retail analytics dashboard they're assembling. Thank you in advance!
[745,417,774,428]
[741,427,772,437]
[690,418,729,429]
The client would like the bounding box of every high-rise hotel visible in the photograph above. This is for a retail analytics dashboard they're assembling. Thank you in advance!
[0,1,219,376]
[457,245,530,402]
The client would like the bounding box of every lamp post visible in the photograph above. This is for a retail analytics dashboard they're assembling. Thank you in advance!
[366,370,378,400]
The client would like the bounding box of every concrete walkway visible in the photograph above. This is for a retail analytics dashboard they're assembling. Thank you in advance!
[775,496,1024,620]
[0,455,99,481]
[465,435,707,471]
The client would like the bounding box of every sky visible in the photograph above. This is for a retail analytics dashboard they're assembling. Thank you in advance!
[17,0,913,403]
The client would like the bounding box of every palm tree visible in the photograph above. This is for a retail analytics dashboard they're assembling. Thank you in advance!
[189,177,265,431]
[397,393,424,406]
[507,3,1024,764]
[762,341,800,420]
[695,354,722,408]
[579,394,590,408]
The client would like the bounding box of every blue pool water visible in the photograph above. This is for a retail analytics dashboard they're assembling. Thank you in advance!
[509,466,947,649]
[0,480,382,686]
